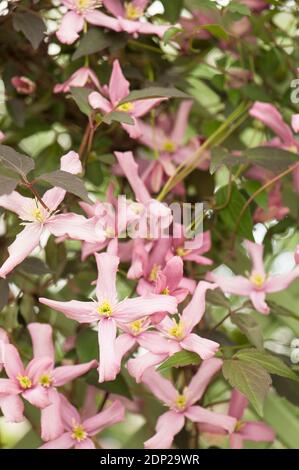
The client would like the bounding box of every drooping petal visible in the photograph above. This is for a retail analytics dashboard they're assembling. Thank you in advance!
[291,114,299,133]
[0,223,43,279]
[240,421,275,443]
[228,389,248,420]
[181,333,219,360]
[185,358,223,406]
[181,281,217,335]
[98,318,120,383]
[115,294,177,322]
[206,272,253,296]
[162,256,183,291]
[121,117,142,139]
[170,100,193,145]
[56,11,84,45]
[244,240,265,276]
[141,367,177,406]
[265,266,299,293]
[85,10,121,32]
[0,395,24,422]
[95,252,119,304]
[114,151,151,204]
[39,298,97,323]
[249,290,269,315]
[109,60,130,106]
[84,400,125,435]
[144,411,185,449]
[52,360,97,387]
[127,351,168,383]
[40,432,74,449]
[40,389,64,441]
[249,101,294,146]
[0,378,20,395]
[4,344,25,380]
[185,405,236,433]
[28,323,55,361]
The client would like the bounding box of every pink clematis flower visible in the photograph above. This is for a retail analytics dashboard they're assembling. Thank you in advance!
[40,394,124,449]
[249,101,299,191]
[207,240,299,315]
[253,181,289,223]
[0,343,53,422]
[137,101,209,193]
[27,323,97,441]
[39,252,177,383]
[141,359,236,449]
[100,0,171,38]
[127,281,220,382]
[169,223,213,266]
[199,389,275,449]
[54,67,101,93]
[11,76,36,95]
[0,328,9,373]
[88,60,166,139]
[0,151,99,278]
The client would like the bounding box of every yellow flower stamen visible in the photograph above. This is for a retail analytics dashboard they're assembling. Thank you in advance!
[235,420,245,432]
[125,2,142,20]
[162,140,176,153]
[97,300,113,317]
[161,287,170,295]
[71,424,87,442]
[175,394,186,410]
[176,246,188,257]
[149,264,160,282]
[39,374,52,388]
[76,0,101,12]
[117,102,134,113]
[249,273,265,288]
[168,319,184,339]
[17,375,32,390]
[130,319,143,335]
[32,207,44,223]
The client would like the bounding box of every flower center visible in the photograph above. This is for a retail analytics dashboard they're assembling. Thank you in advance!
[117,102,134,113]
[163,140,176,153]
[97,300,113,317]
[39,374,52,388]
[76,0,101,12]
[235,420,245,432]
[32,207,44,223]
[176,246,188,257]
[168,319,184,339]
[161,287,170,295]
[130,319,143,335]
[71,424,87,442]
[250,272,265,288]
[175,394,186,411]
[149,264,160,282]
[125,2,142,20]
[17,375,32,390]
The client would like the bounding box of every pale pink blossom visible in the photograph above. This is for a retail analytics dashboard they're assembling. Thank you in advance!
[0,151,99,278]
[27,323,97,441]
[169,223,213,266]
[199,389,275,449]
[54,67,101,94]
[39,252,177,383]
[141,359,236,449]
[88,60,166,139]
[0,328,9,373]
[40,394,124,449]
[207,240,299,315]
[127,281,219,382]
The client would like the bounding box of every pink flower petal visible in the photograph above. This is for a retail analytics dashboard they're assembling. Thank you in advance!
[28,323,55,361]
[170,100,193,145]
[95,252,119,304]
[185,405,236,433]
[186,358,223,406]
[88,91,111,113]
[141,367,177,405]
[4,344,25,380]
[249,101,294,146]
[144,410,185,449]
[40,432,74,449]
[98,318,120,383]
[181,333,219,360]
[181,281,217,335]
[41,389,64,441]
[228,389,248,420]
[127,351,168,383]
[240,421,275,442]
[39,298,96,323]
[52,360,97,387]
[0,395,24,422]
[22,385,51,408]
[115,294,177,322]
[84,400,124,435]
[109,60,130,106]
[249,290,269,315]
[56,11,84,45]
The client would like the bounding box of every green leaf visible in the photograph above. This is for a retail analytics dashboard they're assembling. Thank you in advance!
[69,87,92,116]
[201,24,229,41]
[206,287,230,309]
[38,170,91,203]
[227,1,251,16]
[12,11,46,49]
[232,313,263,350]
[222,359,272,416]
[210,147,240,174]
[19,130,56,158]
[0,279,9,311]
[216,183,253,239]
[163,27,183,45]
[45,236,67,281]
[0,174,19,195]
[103,111,134,126]
[243,147,298,173]
[234,349,299,382]
[6,98,25,128]
[157,350,201,373]
[72,28,112,60]
[77,328,99,362]
[120,87,189,105]
[0,144,35,177]
[17,257,51,275]
[99,373,132,400]
[161,0,183,23]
